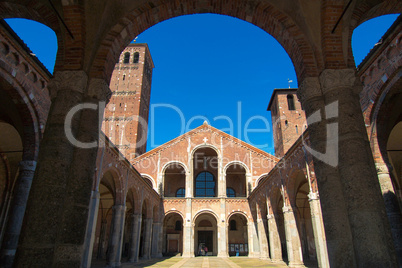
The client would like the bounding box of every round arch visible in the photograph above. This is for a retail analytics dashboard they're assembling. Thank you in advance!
[90,0,321,83]
[141,173,156,189]
[161,161,189,174]
[255,173,268,188]
[193,209,219,223]
[223,161,250,174]
[226,210,250,224]
[191,144,221,158]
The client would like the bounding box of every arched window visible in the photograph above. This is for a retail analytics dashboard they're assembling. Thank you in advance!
[195,171,215,197]
[287,94,295,110]
[226,187,235,197]
[176,188,185,197]
[175,220,182,231]
[123,52,130,64]
[133,52,140,63]
[230,220,237,230]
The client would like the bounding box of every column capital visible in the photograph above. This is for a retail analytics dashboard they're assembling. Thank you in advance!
[48,70,88,100]
[308,191,319,201]
[282,205,293,213]
[267,213,274,220]
[319,69,359,95]
[297,77,322,105]
[87,78,112,103]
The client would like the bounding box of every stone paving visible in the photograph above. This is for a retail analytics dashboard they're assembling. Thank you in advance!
[110,257,290,268]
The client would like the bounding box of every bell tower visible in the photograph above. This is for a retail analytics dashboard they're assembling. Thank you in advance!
[103,43,154,161]
[267,88,306,158]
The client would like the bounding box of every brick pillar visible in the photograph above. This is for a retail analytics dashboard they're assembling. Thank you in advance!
[0,160,36,268]
[142,218,153,259]
[129,213,142,262]
[297,76,356,266]
[14,72,111,267]
[107,205,126,267]
[307,192,329,268]
[282,205,303,267]
[267,213,283,263]
[217,198,228,257]
[247,220,260,258]
[319,69,398,266]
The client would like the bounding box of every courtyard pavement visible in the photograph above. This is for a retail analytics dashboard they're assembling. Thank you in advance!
[92,257,290,267]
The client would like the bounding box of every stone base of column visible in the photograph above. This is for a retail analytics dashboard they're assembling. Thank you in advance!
[182,252,194,258]
[217,252,228,258]
[271,259,286,265]
[151,253,163,258]
[107,261,121,268]
[288,261,305,268]
[248,252,260,258]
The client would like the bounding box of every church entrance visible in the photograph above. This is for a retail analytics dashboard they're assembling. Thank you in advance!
[197,231,213,255]
[194,213,217,256]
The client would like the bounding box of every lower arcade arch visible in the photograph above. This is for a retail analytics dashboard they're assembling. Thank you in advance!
[93,172,116,261]
[293,172,317,262]
[227,213,248,256]
[162,212,184,256]
[194,212,218,256]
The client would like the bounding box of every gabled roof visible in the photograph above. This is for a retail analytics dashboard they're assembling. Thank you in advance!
[133,122,279,163]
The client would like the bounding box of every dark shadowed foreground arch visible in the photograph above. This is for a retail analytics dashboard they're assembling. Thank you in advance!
[90,0,321,82]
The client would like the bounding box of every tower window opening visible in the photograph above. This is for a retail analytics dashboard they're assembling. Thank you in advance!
[133,52,140,63]
[296,125,298,134]
[287,94,295,110]
[123,52,130,64]
[285,120,288,126]
[122,74,126,81]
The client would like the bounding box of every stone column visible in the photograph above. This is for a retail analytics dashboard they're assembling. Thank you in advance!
[129,214,142,262]
[319,69,397,266]
[297,77,356,266]
[81,190,100,268]
[257,218,270,259]
[282,205,303,267]
[142,218,153,259]
[267,214,283,263]
[0,160,36,268]
[307,192,329,268]
[375,162,402,264]
[107,205,126,268]
[151,222,162,257]
[14,73,111,267]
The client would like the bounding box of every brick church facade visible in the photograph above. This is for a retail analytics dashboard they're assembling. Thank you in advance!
[0,1,401,267]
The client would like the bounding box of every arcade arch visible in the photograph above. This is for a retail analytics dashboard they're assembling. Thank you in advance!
[194,212,218,256]
[162,212,184,256]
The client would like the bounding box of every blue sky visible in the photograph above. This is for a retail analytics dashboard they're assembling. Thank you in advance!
[5,13,399,155]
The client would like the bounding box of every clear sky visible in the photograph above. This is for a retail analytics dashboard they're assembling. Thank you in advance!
[5,13,399,155]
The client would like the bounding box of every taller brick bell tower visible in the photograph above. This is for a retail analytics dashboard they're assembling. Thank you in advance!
[267,88,306,158]
[103,43,154,161]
